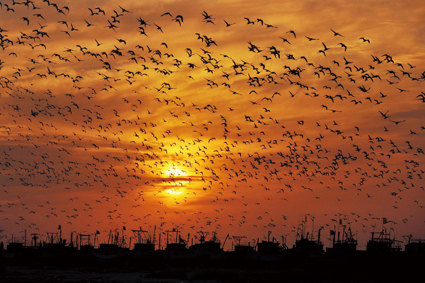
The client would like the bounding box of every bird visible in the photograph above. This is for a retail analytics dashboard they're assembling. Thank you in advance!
[224,20,235,27]
[244,17,255,24]
[331,29,343,37]
[174,15,184,25]
[378,110,390,119]
[338,43,347,51]
[417,92,425,102]
[287,30,296,38]
[22,17,30,25]
[305,35,318,41]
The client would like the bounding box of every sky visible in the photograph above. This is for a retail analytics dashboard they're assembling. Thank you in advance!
[0,0,424,249]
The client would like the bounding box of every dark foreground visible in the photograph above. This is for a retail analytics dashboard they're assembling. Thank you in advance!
[1,249,424,282]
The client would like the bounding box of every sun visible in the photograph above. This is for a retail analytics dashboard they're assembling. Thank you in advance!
[157,165,195,204]
[164,166,187,177]
[164,188,184,196]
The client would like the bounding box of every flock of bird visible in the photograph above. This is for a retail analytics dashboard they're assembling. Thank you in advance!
[0,0,424,243]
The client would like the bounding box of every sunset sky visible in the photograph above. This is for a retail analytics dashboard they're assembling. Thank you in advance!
[0,0,424,249]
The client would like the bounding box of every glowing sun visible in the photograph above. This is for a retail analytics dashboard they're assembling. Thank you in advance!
[165,166,187,177]
[164,188,184,196]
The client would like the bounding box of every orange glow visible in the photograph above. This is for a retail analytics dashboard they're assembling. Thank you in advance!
[0,0,424,248]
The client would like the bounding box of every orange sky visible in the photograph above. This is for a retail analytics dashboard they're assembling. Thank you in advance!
[0,0,424,249]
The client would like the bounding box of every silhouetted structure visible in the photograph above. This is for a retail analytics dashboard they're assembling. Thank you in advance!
[132,227,155,253]
[366,228,401,254]
[165,228,187,254]
[257,231,281,255]
[404,236,425,255]
[1,225,424,282]
[189,231,223,255]
[291,216,324,255]
[327,224,357,255]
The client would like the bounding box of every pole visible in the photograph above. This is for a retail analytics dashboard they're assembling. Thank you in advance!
[153,226,156,246]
